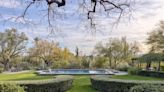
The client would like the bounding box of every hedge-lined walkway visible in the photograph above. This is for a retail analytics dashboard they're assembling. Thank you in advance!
[67,76,98,92]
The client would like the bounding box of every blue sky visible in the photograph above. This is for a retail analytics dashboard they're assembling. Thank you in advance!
[0,0,164,55]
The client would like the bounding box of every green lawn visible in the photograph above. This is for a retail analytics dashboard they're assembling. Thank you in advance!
[67,76,98,92]
[0,72,54,81]
[112,75,164,80]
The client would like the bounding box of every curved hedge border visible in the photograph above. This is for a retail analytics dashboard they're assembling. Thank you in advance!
[91,76,164,92]
[137,70,164,78]
[0,75,74,92]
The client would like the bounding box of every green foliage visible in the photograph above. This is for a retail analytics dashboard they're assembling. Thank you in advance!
[53,60,69,69]
[128,67,140,75]
[0,83,25,92]
[146,21,164,53]
[93,56,107,68]
[139,53,164,63]
[130,84,164,92]
[117,63,130,71]
[81,56,90,69]
[67,59,81,69]
[28,39,75,69]
[0,28,28,70]
[91,76,164,92]
[94,37,140,69]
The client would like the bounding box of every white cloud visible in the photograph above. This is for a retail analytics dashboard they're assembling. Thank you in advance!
[0,0,20,8]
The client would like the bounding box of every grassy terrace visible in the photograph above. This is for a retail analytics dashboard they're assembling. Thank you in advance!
[0,72,163,92]
[0,71,54,81]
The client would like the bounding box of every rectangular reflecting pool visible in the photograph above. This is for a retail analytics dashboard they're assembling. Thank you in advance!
[37,69,115,75]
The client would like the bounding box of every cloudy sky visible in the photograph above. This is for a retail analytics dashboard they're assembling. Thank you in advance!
[0,0,164,55]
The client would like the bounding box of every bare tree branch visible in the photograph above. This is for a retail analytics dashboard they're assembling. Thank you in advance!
[2,0,132,31]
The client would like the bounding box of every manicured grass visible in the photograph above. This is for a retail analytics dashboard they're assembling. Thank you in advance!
[67,76,98,92]
[112,75,164,80]
[0,72,54,81]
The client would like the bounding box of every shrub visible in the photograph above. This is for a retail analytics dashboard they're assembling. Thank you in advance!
[117,63,130,71]
[3,75,73,92]
[93,57,107,68]
[0,83,25,92]
[137,70,164,78]
[130,84,164,92]
[52,60,69,69]
[91,76,164,92]
[81,57,90,69]
[128,68,140,75]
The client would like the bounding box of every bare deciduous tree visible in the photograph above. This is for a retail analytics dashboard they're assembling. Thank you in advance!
[1,0,133,31]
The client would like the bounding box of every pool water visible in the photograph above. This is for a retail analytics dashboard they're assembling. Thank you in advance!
[38,69,113,75]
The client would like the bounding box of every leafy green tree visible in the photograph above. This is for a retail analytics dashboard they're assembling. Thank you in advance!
[29,39,74,69]
[29,39,60,69]
[146,21,164,53]
[139,53,164,71]
[94,37,139,69]
[146,21,164,70]
[0,28,28,71]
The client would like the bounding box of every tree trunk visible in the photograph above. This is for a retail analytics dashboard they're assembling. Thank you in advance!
[140,61,142,68]
[146,62,151,70]
[114,58,117,69]
[109,57,112,68]
[3,60,9,71]
[157,61,161,71]
[131,60,134,67]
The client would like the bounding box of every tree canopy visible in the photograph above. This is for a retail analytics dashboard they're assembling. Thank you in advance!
[0,28,28,70]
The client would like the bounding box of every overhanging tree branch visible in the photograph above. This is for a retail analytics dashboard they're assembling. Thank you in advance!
[5,0,132,31]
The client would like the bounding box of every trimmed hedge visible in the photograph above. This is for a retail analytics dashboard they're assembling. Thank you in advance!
[0,75,74,92]
[130,84,164,92]
[0,83,25,92]
[137,70,164,78]
[91,76,164,92]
